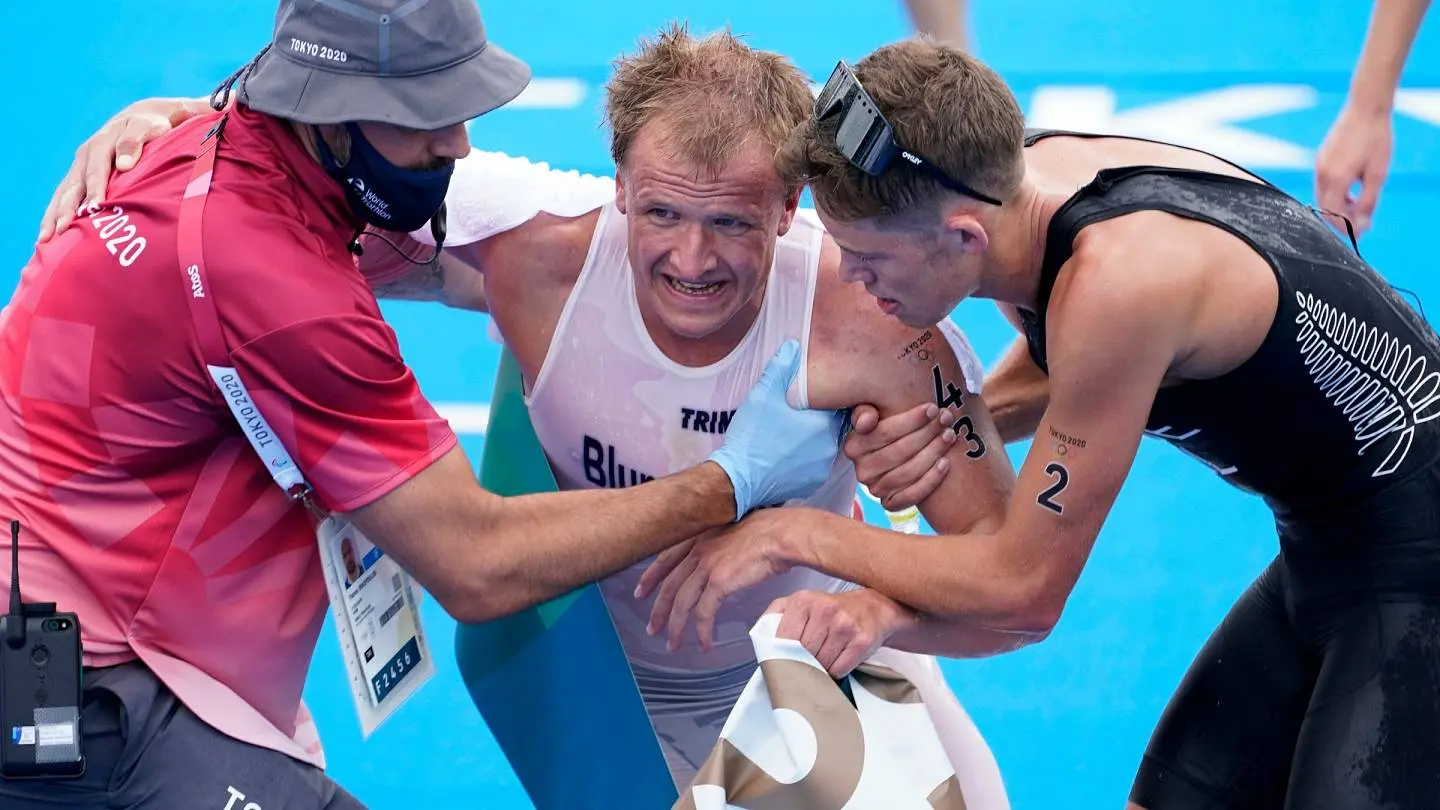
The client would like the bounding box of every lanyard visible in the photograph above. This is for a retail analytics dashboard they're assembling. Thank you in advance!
[170,112,439,734]
[176,118,316,508]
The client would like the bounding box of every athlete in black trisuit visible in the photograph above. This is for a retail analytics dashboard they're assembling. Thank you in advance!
[995,127,1440,810]
[643,39,1440,809]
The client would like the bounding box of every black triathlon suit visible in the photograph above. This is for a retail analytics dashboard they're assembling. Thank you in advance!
[1018,129,1440,810]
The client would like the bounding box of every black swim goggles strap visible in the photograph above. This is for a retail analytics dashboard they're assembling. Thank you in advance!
[813,60,1002,207]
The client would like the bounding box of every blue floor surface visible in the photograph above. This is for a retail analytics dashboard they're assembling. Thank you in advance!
[4,1,1439,807]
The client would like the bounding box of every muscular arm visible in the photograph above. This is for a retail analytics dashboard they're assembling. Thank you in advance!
[982,335,1050,444]
[804,239,1019,655]
[347,447,737,624]
[806,239,1014,536]
[777,228,1195,657]
[981,302,1049,443]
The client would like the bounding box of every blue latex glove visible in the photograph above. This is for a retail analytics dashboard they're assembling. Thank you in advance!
[708,340,849,520]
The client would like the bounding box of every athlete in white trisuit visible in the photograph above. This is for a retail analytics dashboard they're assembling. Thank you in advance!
[365,134,1014,801]
[408,151,990,780]
[36,27,1019,805]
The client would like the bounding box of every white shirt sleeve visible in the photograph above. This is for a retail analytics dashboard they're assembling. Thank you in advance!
[412,150,617,246]
[939,317,986,395]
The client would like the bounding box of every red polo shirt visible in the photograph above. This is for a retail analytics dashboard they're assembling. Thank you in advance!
[0,104,456,767]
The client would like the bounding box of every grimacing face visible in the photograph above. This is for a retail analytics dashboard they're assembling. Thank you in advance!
[813,206,982,329]
[615,123,799,352]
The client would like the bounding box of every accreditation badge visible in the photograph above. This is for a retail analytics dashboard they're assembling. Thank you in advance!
[316,515,436,737]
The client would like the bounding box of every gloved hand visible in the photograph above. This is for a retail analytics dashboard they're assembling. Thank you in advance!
[708,340,848,520]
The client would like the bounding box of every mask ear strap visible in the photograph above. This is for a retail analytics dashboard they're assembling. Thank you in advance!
[355,226,444,267]
[430,202,447,250]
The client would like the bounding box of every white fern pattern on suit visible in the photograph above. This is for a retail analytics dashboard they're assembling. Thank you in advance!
[1294,291,1440,477]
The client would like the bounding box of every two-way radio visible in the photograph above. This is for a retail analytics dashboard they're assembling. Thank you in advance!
[0,520,84,780]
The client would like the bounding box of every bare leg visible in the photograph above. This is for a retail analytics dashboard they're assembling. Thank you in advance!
[901,0,970,49]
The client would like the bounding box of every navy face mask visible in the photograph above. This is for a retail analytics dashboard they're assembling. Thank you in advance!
[315,122,453,233]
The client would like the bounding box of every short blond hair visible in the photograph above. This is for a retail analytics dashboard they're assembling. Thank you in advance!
[780,39,1026,222]
[604,23,815,194]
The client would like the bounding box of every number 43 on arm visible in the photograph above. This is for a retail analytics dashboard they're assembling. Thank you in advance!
[932,364,986,461]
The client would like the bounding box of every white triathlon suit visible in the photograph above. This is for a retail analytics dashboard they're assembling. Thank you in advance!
[416,151,1010,808]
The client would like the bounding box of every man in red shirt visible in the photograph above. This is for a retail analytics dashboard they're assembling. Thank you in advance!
[0,2,846,807]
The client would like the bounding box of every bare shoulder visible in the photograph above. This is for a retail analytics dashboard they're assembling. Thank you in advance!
[805,235,981,411]
[806,235,1014,534]
[1060,212,1207,315]
[1064,206,1277,379]
[474,208,600,292]
[1048,211,1208,371]
[479,209,603,383]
